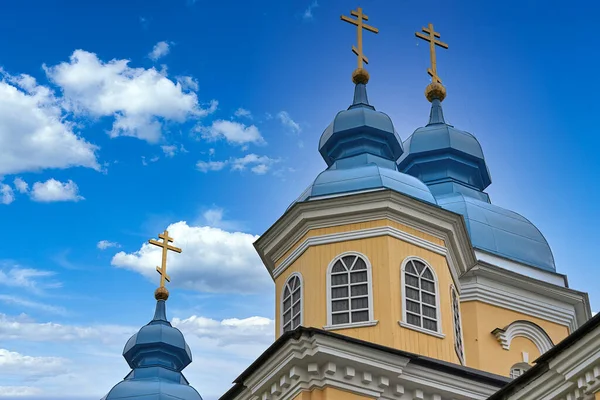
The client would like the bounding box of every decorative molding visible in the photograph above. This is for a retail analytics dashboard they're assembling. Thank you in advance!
[400,256,444,337]
[493,320,554,354]
[323,320,379,331]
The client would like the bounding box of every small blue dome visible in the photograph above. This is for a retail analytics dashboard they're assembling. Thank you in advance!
[292,83,436,207]
[437,192,555,272]
[102,300,202,400]
[397,99,492,195]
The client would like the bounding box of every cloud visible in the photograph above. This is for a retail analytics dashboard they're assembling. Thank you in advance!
[177,76,199,92]
[1,183,14,205]
[0,295,67,316]
[44,50,216,143]
[196,154,279,175]
[141,155,160,166]
[234,108,252,119]
[29,179,84,202]
[277,111,301,134]
[111,221,271,293]
[13,177,28,193]
[97,240,120,250]
[198,120,264,145]
[0,386,43,396]
[148,41,171,61]
[0,265,61,293]
[174,315,273,347]
[161,144,187,158]
[0,70,100,176]
[303,1,318,20]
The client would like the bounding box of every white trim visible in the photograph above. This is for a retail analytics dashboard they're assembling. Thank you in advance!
[493,320,554,354]
[324,320,379,331]
[400,257,444,336]
[325,251,376,329]
[398,321,445,338]
[280,272,304,336]
[450,284,466,365]
[273,226,448,279]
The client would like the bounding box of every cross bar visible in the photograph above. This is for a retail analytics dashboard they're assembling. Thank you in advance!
[149,239,182,253]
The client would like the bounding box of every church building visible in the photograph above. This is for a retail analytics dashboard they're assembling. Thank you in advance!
[101,7,600,400]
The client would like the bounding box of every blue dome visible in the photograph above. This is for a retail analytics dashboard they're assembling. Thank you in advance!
[295,163,436,204]
[397,99,492,196]
[437,193,555,272]
[292,82,436,207]
[102,300,202,400]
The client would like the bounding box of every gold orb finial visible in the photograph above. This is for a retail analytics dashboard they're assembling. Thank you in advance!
[155,286,169,301]
[425,82,446,102]
[352,68,370,84]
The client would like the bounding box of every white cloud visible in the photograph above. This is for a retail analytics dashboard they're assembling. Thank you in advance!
[176,75,199,91]
[161,145,177,157]
[230,154,280,175]
[0,295,67,316]
[13,177,28,193]
[174,315,273,347]
[0,265,61,293]
[303,1,318,20]
[30,179,83,202]
[0,385,43,396]
[198,120,264,145]
[0,348,68,378]
[97,240,120,250]
[141,155,160,166]
[234,108,252,119]
[196,160,227,173]
[0,71,100,176]
[1,183,14,205]
[111,221,271,293]
[44,50,216,143]
[277,111,301,134]
[148,41,171,61]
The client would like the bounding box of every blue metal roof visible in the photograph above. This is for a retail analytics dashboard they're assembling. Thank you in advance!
[102,300,202,400]
[292,83,436,206]
[437,193,556,272]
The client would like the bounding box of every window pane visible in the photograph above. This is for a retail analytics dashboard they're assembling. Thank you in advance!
[283,297,291,311]
[292,289,300,303]
[332,299,348,311]
[342,256,356,268]
[423,305,436,318]
[283,310,291,324]
[283,323,291,333]
[351,310,369,322]
[352,257,366,270]
[292,315,300,328]
[331,273,348,285]
[283,287,290,298]
[423,318,437,331]
[422,268,433,280]
[421,279,435,293]
[406,300,420,313]
[332,313,349,325]
[412,261,425,274]
[332,260,346,273]
[292,302,300,315]
[406,287,420,301]
[407,313,421,326]
[405,274,419,288]
[351,297,368,310]
[351,284,368,296]
[332,287,348,299]
[350,271,367,283]
[422,292,435,306]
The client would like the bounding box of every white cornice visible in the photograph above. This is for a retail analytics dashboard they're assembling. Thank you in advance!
[230,331,506,400]
[255,190,476,290]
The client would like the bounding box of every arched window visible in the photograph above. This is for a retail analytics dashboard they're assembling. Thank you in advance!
[509,363,531,379]
[282,273,302,333]
[401,258,441,334]
[327,252,375,328]
[451,286,465,364]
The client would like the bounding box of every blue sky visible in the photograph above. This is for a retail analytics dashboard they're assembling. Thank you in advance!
[0,0,598,398]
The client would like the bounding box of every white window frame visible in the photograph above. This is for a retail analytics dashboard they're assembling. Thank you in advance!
[509,362,531,379]
[324,251,377,330]
[450,285,466,365]
[399,256,444,338]
[280,272,303,335]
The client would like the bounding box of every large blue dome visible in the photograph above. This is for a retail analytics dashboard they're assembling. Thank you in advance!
[437,193,555,272]
[102,300,202,400]
[293,82,436,206]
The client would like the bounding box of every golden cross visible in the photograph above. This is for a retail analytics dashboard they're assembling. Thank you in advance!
[149,230,182,289]
[341,7,379,69]
[415,23,449,84]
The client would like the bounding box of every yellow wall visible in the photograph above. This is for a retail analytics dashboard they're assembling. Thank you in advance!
[461,301,570,376]
[292,387,374,400]
[275,230,462,365]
